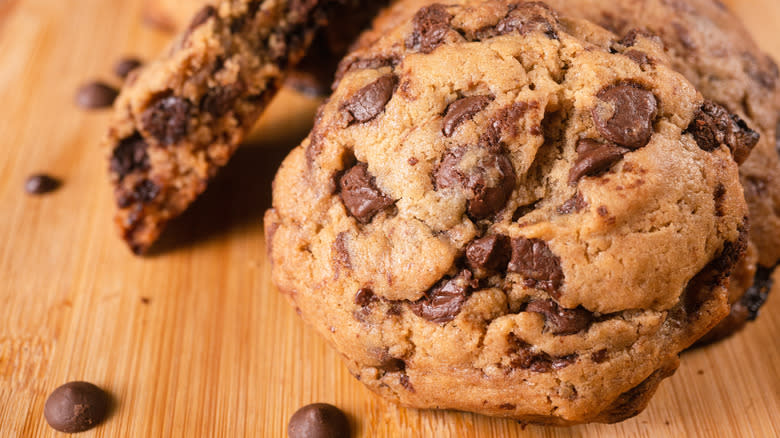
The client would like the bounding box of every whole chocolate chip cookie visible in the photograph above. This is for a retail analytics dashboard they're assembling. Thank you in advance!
[266,0,748,424]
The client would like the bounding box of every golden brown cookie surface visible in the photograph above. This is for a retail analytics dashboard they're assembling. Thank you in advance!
[266,1,748,424]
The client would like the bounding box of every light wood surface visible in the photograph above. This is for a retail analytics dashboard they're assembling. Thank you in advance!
[0,0,778,436]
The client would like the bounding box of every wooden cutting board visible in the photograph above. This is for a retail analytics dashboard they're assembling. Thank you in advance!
[0,0,778,436]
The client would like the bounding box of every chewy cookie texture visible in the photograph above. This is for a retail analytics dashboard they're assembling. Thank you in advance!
[352,0,778,346]
[266,0,751,425]
[105,0,332,254]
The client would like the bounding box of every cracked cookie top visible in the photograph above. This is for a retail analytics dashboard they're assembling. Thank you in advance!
[266,0,748,424]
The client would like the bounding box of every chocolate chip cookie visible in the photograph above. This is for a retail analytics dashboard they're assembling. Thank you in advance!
[141,0,387,96]
[357,0,777,345]
[266,1,749,424]
[540,0,780,343]
[105,0,334,254]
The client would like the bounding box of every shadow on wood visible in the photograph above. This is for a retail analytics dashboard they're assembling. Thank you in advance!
[147,138,302,256]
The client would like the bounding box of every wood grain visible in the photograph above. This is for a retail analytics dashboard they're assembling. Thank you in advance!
[0,0,778,436]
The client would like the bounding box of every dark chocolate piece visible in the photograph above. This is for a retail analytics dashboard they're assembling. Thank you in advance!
[288,403,350,438]
[44,381,109,433]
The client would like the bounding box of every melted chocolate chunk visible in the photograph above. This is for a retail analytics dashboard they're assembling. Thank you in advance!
[332,232,352,277]
[141,95,192,145]
[466,235,511,271]
[201,81,246,117]
[288,403,350,438]
[557,192,587,215]
[442,95,493,136]
[133,179,160,204]
[481,102,535,146]
[400,374,415,392]
[507,333,577,372]
[44,382,109,433]
[494,2,559,39]
[624,50,651,67]
[409,270,474,324]
[686,100,759,164]
[435,146,516,219]
[593,82,658,149]
[110,133,150,180]
[591,349,609,363]
[354,288,378,307]
[508,238,564,294]
[740,265,773,322]
[568,139,628,185]
[525,299,593,335]
[341,75,396,124]
[405,4,452,53]
[339,163,394,223]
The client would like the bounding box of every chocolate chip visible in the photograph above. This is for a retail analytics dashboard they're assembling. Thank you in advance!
[568,139,628,185]
[333,232,352,276]
[481,102,535,146]
[288,403,350,438]
[341,75,396,124]
[339,162,394,223]
[714,184,727,217]
[114,57,142,79]
[399,374,415,392]
[739,265,773,321]
[405,4,452,53]
[591,349,609,363]
[133,179,160,203]
[442,96,493,136]
[466,235,511,271]
[618,29,656,47]
[592,82,657,149]
[494,2,559,39]
[686,101,759,164]
[557,192,587,215]
[409,270,474,324]
[201,81,245,117]
[141,95,192,145]
[75,82,118,109]
[507,333,576,372]
[110,133,150,180]
[44,381,109,433]
[525,299,592,335]
[25,174,60,195]
[508,238,564,294]
[435,147,516,219]
[354,288,377,307]
[624,50,651,67]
